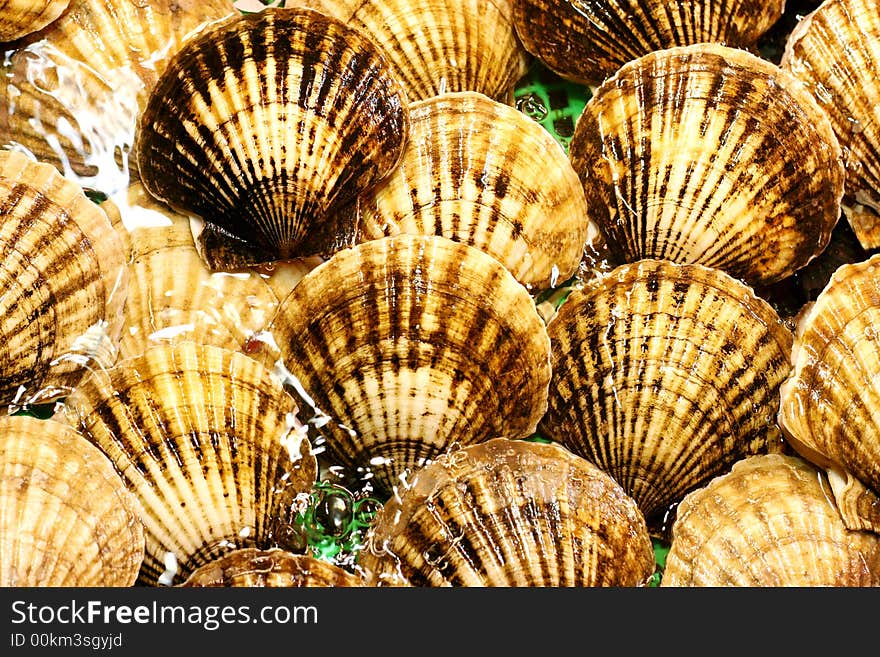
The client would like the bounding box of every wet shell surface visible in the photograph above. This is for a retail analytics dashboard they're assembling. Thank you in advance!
[781,0,880,250]
[0,415,144,586]
[359,437,655,586]
[512,0,785,87]
[180,548,365,587]
[661,454,880,586]
[778,253,880,532]
[539,259,794,531]
[0,150,128,407]
[294,0,531,103]
[64,342,319,586]
[135,7,409,269]
[354,91,603,292]
[0,0,69,42]
[1,0,234,191]
[268,234,552,497]
[569,42,845,287]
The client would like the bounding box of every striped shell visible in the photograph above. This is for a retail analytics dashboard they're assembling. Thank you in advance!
[661,454,880,586]
[782,0,880,250]
[295,0,530,103]
[63,342,318,586]
[180,548,365,587]
[135,7,409,270]
[0,150,128,407]
[778,253,880,532]
[354,91,604,292]
[1,0,234,191]
[268,234,552,497]
[539,259,794,531]
[512,0,785,86]
[0,415,144,586]
[569,42,845,287]
[360,437,655,586]
[0,0,69,42]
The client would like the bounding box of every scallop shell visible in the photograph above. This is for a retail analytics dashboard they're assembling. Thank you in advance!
[180,548,365,587]
[104,182,282,365]
[135,7,409,270]
[512,0,785,87]
[539,259,794,531]
[778,253,880,532]
[0,150,128,407]
[1,0,235,192]
[0,415,144,586]
[781,0,880,250]
[568,42,845,287]
[359,437,655,587]
[292,0,531,103]
[268,234,552,497]
[0,0,69,42]
[354,91,605,292]
[63,342,319,586]
[661,454,880,586]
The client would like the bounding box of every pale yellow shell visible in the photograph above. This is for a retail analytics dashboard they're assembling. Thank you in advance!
[0,0,69,42]
[0,415,144,586]
[661,454,880,586]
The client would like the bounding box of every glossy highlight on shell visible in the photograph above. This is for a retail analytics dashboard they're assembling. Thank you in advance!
[360,437,655,586]
[0,0,69,42]
[539,259,794,530]
[512,0,785,87]
[354,91,603,291]
[64,342,318,586]
[782,0,880,250]
[0,415,144,587]
[181,548,365,587]
[268,234,552,496]
[135,6,409,269]
[778,253,880,532]
[569,42,845,287]
[0,150,128,407]
[661,454,880,586]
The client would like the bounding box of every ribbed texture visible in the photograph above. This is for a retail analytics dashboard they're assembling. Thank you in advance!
[361,438,655,586]
[569,43,845,287]
[782,0,880,249]
[662,454,880,586]
[136,7,409,267]
[778,253,880,510]
[0,150,127,406]
[0,0,69,42]
[65,342,318,585]
[513,0,785,86]
[181,549,365,587]
[0,415,144,586]
[540,259,793,529]
[268,234,552,497]
[358,91,598,291]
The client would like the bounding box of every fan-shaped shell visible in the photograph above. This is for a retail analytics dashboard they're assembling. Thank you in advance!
[354,91,605,292]
[180,548,365,587]
[360,437,655,586]
[63,342,319,586]
[0,150,128,407]
[135,7,409,270]
[778,253,880,532]
[661,454,880,586]
[569,42,845,287]
[781,0,880,250]
[1,0,234,192]
[293,0,530,103]
[512,0,785,87]
[0,0,69,42]
[0,415,144,586]
[539,259,794,531]
[268,234,552,497]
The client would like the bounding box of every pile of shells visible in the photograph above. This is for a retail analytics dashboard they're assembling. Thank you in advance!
[2,0,880,589]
